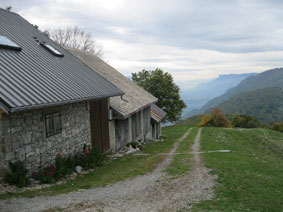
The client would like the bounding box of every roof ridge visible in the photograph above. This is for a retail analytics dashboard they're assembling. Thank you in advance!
[0,7,19,16]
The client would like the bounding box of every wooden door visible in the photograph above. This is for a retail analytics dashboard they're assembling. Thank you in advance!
[89,99,110,152]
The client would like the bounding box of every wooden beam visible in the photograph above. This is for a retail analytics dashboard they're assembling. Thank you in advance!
[0,109,6,119]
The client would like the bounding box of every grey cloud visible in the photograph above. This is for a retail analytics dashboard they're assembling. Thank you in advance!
[3,0,283,54]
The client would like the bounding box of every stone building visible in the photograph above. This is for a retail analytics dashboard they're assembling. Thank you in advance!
[0,9,123,175]
[66,48,166,151]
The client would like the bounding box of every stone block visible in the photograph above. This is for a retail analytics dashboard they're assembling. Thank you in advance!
[33,132,42,139]
[17,148,25,161]
[26,152,34,158]
[61,130,66,138]
[11,120,21,128]
[5,152,15,161]
[23,132,32,144]
[11,126,23,134]
[75,116,80,124]
[40,146,46,154]
[72,127,80,136]
[25,145,32,153]
[47,142,52,150]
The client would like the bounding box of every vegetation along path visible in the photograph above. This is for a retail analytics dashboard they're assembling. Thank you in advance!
[0,128,216,212]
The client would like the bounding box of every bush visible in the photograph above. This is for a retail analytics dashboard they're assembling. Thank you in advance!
[270,123,283,133]
[32,165,56,184]
[247,120,258,128]
[32,145,106,184]
[197,108,231,128]
[126,141,143,149]
[231,115,260,128]
[211,107,231,127]
[4,161,30,187]
[197,114,211,127]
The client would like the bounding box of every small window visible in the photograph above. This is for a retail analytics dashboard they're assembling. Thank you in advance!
[40,42,64,57]
[45,112,62,137]
[0,35,21,51]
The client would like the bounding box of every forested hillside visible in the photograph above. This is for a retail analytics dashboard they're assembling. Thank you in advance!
[208,87,283,123]
[186,68,283,118]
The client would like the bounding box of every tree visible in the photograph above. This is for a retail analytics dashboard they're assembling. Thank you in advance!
[48,26,103,58]
[197,114,211,127]
[198,108,231,127]
[132,68,186,123]
[210,107,231,128]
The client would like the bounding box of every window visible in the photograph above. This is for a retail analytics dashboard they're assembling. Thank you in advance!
[45,112,62,137]
[40,42,64,57]
[0,35,21,51]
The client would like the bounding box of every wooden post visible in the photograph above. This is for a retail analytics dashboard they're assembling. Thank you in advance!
[0,109,5,119]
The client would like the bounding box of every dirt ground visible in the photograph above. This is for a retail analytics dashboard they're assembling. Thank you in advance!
[0,128,217,212]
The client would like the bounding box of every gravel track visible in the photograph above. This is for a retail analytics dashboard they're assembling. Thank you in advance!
[0,128,216,212]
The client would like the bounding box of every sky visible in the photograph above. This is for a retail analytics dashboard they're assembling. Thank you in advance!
[1,0,283,90]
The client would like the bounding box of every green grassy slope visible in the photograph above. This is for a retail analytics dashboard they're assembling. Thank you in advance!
[192,127,283,212]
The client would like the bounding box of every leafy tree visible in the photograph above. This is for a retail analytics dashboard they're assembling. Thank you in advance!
[271,123,283,132]
[197,107,231,128]
[48,26,103,58]
[230,114,261,128]
[197,114,211,127]
[132,68,186,123]
[210,107,231,127]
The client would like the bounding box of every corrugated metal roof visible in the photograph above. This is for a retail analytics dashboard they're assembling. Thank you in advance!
[0,9,124,113]
[151,104,167,122]
[66,48,158,119]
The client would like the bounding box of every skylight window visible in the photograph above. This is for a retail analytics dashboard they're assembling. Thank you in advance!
[0,35,21,51]
[40,42,64,57]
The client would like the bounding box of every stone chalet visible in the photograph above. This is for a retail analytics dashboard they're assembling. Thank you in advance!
[0,9,124,175]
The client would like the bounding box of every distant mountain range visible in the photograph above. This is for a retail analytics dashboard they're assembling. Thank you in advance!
[182,73,256,118]
[186,68,283,123]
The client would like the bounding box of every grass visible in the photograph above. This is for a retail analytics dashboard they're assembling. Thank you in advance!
[0,125,190,199]
[191,127,283,212]
[166,127,198,178]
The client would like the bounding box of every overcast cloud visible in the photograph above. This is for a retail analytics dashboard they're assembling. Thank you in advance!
[1,0,283,89]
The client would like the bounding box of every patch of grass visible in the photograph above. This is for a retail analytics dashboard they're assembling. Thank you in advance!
[0,125,190,200]
[166,128,198,178]
[191,127,283,212]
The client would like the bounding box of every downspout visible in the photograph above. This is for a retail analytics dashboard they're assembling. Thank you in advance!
[120,95,128,103]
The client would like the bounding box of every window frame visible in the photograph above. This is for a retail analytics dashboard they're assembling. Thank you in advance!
[0,35,22,51]
[45,112,62,137]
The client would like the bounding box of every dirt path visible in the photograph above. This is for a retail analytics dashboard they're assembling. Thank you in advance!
[0,128,216,212]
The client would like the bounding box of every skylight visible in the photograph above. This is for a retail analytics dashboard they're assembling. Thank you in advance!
[40,42,64,57]
[0,35,21,51]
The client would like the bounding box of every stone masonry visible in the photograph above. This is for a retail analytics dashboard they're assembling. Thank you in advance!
[0,102,91,174]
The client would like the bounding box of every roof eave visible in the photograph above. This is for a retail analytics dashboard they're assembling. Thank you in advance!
[8,92,124,113]
[111,99,157,120]
[0,102,10,114]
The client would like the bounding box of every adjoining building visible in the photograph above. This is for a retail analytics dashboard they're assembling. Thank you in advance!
[66,48,166,152]
[151,104,167,139]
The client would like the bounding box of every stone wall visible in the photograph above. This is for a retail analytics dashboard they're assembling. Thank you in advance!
[0,102,91,174]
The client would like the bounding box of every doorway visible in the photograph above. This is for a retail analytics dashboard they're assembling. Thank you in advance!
[89,99,110,152]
